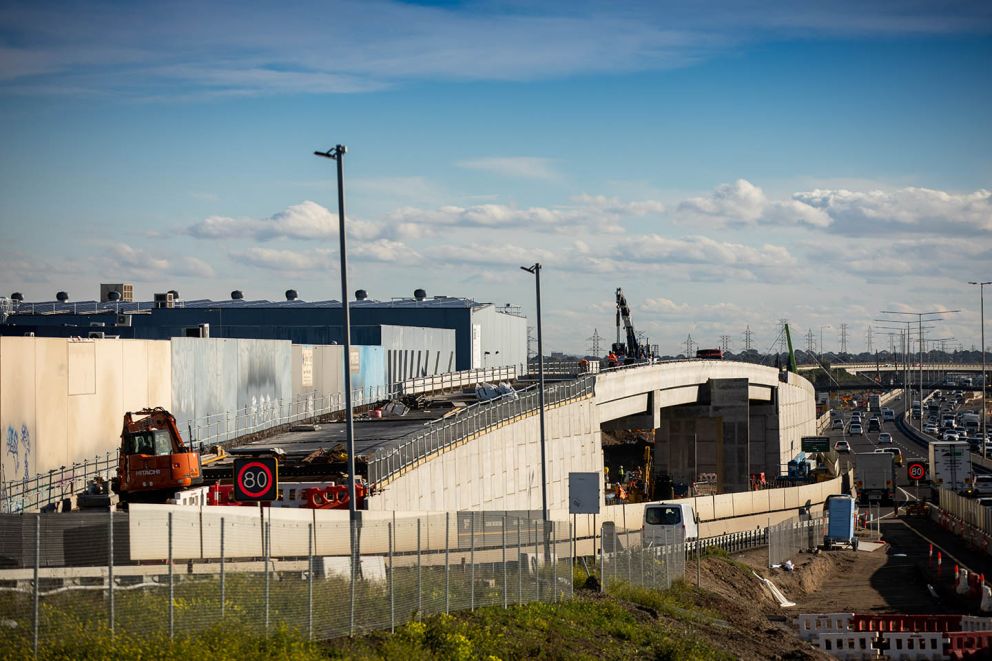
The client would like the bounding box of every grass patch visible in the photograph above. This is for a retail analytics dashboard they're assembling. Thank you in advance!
[1,583,730,661]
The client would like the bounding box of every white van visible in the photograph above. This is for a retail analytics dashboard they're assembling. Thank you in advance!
[642,502,698,545]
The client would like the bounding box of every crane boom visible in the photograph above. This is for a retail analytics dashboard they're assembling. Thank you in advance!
[612,287,646,360]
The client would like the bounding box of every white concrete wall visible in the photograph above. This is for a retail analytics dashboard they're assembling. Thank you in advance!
[368,397,603,512]
[126,476,841,560]
[0,337,172,484]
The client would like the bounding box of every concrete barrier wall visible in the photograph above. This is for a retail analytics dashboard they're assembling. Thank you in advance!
[367,397,603,512]
[1,337,172,483]
[126,476,841,560]
[170,338,293,441]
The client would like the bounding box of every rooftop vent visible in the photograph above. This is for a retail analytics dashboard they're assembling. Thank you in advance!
[107,290,121,301]
[285,289,299,301]
[10,292,23,302]
[355,289,368,300]
[414,288,427,301]
[231,290,244,300]
[56,291,69,302]
[153,292,175,309]
[168,289,180,300]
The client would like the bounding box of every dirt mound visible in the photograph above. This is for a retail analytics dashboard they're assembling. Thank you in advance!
[677,556,833,659]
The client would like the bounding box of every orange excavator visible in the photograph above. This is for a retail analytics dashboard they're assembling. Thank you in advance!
[115,407,203,502]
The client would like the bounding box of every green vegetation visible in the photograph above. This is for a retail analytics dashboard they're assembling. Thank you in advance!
[0,578,731,661]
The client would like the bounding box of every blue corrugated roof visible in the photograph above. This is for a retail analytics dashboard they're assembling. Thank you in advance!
[10,295,488,314]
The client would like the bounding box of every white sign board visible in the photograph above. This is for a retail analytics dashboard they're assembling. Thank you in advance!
[568,472,600,514]
[301,346,314,387]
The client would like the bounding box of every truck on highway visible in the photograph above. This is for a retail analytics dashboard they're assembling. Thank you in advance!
[928,440,973,498]
[868,394,881,412]
[854,452,895,505]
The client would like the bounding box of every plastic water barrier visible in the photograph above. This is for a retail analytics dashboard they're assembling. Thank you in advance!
[813,631,880,659]
[851,614,963,633]
[798,612,854,640]
[883,632,945,660]
[946,631,992,659]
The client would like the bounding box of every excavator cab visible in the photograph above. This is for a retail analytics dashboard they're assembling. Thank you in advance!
[116,407,202,502]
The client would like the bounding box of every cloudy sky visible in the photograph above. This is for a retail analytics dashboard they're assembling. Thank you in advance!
[1,0,990,355]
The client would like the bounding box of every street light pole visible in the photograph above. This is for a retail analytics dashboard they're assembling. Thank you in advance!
[521,264,548,525]
[314,144,357,514]
[970,281,991,456]
[819,325,831,362]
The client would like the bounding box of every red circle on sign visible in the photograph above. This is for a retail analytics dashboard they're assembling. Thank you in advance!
[237,460,274,498]
[907,463,925,480]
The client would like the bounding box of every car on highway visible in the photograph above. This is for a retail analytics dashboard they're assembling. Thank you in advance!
[831,418,845,430]
[874,447,903,466]
[882,408,895,422]
[877,433,893,444]
[849,423,864,436]
[924,424,939,435]
[942,431,960,442]
[972,475,992,496]
[868,417,881,432]
[834,440,851,453]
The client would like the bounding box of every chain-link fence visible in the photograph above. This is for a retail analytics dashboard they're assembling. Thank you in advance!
[368,374,595,484]
[768,516,824,567]
[0,507,815,651]
[0,511,587,652]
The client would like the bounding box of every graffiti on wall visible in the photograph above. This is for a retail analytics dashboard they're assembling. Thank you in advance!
[3,423,31,482]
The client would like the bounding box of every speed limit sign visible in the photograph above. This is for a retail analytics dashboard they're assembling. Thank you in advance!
[907,462,926,482]
[233,457,279,502]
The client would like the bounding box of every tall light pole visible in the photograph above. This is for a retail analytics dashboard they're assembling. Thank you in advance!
[521,264,549,526]
[819,325,832,361]
[314,144,357,513]
[970,281,991,455]
[314,144,359,629]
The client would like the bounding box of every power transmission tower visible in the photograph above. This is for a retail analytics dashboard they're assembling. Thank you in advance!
[840,323,849,354]
[865,325,873,354]
[587,329,603,356]
[778,319,789,354]
[720,334,731,353]
[743,325,754,352]
[526,325,536,361]
[684,333,695,358]
[805,328,815,354]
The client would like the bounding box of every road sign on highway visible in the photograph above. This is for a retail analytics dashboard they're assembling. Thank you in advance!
[801,436,830,453]
[233,457,279,502]
[907,462,926,482]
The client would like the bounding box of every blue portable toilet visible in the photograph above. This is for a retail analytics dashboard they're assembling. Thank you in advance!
[824,494,858,550]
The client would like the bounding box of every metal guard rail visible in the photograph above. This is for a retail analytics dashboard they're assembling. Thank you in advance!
[368,374,596,486]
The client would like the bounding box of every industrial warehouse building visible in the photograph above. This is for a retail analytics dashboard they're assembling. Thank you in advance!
[0,287,528,378]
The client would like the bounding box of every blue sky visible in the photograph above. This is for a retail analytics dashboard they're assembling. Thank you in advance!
[1,1,990,355]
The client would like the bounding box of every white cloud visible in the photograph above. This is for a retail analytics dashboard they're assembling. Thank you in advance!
[793,186,992,236]
[677,179,831,228]
[187,201,383,242]
[640,297,689,314]
[427,243,561,268]
[612,234,797,268]
[458,157,561,181]
[107,243,215,280]
[233,247,335,272]
[386,193,665,235]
